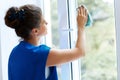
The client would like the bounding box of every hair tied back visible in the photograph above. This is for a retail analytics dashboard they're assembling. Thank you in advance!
[8,9,25,21]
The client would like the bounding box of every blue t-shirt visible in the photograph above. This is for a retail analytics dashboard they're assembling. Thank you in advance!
[8,41,58,80]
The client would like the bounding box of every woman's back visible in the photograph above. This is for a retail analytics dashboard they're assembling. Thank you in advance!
[8,41,57,80]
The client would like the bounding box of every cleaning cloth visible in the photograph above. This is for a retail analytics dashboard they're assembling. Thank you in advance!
[77,5,93,27]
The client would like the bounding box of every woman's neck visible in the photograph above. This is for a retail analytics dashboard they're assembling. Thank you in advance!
[25,37,40,46]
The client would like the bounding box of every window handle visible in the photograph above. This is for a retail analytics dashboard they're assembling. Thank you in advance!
[61,28,73,31]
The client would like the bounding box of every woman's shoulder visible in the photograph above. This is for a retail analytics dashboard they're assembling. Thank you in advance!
[39,44,50,49]
[38,44,51,53]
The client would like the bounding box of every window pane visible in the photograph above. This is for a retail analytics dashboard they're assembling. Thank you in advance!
[50,0,59,48]
[50,0,61,80]
[77,0,117,80]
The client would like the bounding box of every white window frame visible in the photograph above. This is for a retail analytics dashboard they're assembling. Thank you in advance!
[57,0,72,80]
[58,0,80,80]
[0,28,2,80]
[66,0,81,80]
[114,0,120,80]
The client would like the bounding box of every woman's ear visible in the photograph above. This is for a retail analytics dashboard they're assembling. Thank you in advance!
[31,28,39,36]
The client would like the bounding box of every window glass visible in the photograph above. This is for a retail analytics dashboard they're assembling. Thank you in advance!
[50,0,60,48]
[77,0,117,80]
[50,0,61,80]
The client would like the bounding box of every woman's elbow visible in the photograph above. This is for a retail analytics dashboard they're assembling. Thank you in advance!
[75,48,85,58]
[79,50,85,57]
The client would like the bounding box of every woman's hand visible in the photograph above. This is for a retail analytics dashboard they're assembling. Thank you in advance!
[77,5,88,30]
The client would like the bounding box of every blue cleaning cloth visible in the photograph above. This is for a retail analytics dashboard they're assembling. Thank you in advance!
[85,11,93,27]
[81,5,93,27]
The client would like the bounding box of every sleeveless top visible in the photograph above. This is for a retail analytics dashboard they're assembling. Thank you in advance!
[8,41,58,80]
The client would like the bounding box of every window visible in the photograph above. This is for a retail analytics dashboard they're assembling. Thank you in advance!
[52,0,73,80]
[77,0,117,80]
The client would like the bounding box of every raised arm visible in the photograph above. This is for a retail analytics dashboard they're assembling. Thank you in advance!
[46,6,88,67]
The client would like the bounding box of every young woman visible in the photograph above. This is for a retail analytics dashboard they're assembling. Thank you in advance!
[4,4,87,80]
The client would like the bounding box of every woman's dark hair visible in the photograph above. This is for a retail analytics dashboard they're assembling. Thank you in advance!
[4,4,42,40]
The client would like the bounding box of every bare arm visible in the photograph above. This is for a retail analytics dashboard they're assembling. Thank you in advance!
[46,6,87,67]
